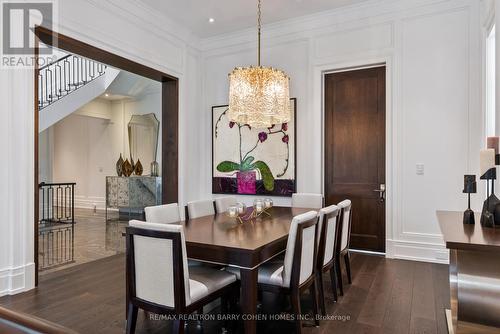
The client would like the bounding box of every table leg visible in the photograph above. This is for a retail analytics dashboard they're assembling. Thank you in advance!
[240,267,258,334]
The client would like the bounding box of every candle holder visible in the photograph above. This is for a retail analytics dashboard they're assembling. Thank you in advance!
[480,168,498,227]
[230,199,273,224]
[462,175,476,225]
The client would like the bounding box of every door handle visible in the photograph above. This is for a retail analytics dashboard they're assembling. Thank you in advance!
[373,184,386,203]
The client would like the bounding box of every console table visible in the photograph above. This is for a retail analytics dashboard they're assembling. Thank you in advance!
[437,210,500,334]
[105,176,161,221]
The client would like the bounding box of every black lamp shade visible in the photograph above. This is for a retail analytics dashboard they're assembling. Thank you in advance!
[463,175,477,193]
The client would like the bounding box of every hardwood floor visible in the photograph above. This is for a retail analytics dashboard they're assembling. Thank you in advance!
[0,253,450,334]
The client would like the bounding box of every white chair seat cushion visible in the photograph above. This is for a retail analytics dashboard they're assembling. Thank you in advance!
[226,254,286,287]
[188,266,237,304]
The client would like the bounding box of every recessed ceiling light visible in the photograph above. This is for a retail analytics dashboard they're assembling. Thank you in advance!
[208,18,215,23]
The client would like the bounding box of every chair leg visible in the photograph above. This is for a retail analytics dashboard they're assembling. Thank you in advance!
[126,302,138,334]
[344,252,352,284]
[196,308,203,330]
[221,295,229,332]
[329,266,338,302]
[310,281,320,327]
[336,258,344,296]
[317,272,326,316]
[173,319,186,334]
[290,291,302,334]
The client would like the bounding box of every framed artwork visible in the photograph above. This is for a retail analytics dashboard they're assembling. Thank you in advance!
[212,98,296,196]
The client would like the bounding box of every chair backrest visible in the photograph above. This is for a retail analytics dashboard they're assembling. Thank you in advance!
[186,199,215,219]
[214,196,237,213]
[317,205,340,268]
[126,220,190,309]
[291,193,323,209]
[337,200,352,252]
[282,210,318,288]
[144,203,180,224]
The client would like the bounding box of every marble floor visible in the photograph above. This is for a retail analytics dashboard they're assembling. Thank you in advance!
[39,208,129,275]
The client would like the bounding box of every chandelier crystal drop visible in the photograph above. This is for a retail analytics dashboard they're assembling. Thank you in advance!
[228,0,291,128]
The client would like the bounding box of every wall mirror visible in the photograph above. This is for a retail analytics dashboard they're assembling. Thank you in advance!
[128,113,160,173]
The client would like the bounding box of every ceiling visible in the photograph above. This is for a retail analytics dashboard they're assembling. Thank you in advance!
[138,0,370,38]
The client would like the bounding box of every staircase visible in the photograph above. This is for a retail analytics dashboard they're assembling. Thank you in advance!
[38,54,107,110]
[38,54,120,132]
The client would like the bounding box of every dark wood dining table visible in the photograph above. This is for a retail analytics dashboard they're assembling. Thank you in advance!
[181,206,313,334]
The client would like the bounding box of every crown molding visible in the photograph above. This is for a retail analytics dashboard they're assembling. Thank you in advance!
[200,0,472,52]
[82,0,201,50]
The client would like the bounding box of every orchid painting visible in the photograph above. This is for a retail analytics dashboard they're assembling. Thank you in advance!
[212,98,296,196]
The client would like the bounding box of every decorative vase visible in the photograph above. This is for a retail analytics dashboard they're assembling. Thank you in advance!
[116,154,124,176]
[134,159,143,176]
[122,159,133,177]
[151,161,159,176]
[237,171,256,194]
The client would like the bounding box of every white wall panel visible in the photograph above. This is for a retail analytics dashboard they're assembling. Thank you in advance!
[314,23,393,60]
[400,9,470,236]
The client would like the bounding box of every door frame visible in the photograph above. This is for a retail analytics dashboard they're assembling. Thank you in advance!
[313,55,393,256]
[33,26,179,284]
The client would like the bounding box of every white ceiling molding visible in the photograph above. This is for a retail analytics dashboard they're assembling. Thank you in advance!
[199,0,472,51]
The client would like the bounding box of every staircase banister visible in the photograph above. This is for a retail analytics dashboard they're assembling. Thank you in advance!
[39,54,71,71]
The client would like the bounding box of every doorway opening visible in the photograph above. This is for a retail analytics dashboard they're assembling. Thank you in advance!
[34,26,179,284]
[323,65,386,253]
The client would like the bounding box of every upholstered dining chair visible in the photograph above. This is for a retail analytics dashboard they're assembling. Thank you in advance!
[185,199,216,219]
[214,196,237,214]
[125,220,239,334]
[144,203,180,224]
[336,200,353,296]
[316,204,341,315]
[144,203,204,267]
[292,193,324,209]
[226,211,320,333]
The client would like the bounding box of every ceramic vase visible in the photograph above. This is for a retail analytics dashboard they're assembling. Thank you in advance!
[116,154,124,176]
[134,159,143,176]
[122,159,133,177]
[151,161,159,176]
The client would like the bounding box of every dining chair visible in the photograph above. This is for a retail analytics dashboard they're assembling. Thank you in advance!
[315,204,341,315]
[336,200,353,296]
[214,196,237,213]
[144,203,205,268]
[185,199,216,219]
[226,210,320,333]
[144,203,180,224]
[292,193,324,209]
[125,220,239,334]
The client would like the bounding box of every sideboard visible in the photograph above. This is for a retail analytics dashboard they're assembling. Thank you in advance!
[105,176,161,221]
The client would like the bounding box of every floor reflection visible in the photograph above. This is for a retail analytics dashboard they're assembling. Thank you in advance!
[39,208,129,275]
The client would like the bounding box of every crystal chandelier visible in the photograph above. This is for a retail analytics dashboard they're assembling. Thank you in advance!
[228,0,291,128]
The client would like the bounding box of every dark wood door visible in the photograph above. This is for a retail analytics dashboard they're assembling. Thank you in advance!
[324,66,386,252]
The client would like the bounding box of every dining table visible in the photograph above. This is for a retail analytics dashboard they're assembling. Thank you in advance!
[180,206,314,334]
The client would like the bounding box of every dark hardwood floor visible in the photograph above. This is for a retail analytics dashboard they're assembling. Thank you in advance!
[0,253,450,334]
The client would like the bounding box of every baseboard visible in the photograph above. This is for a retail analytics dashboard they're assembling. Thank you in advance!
[386,239,449,264]
[0,262,35,297]
[74,196,106,210]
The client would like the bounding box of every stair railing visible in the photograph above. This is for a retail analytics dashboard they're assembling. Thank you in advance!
[38,54,107,110]
[38,182,76,270]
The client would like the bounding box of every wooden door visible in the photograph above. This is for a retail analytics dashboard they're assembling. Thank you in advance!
[324,66,386,252]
